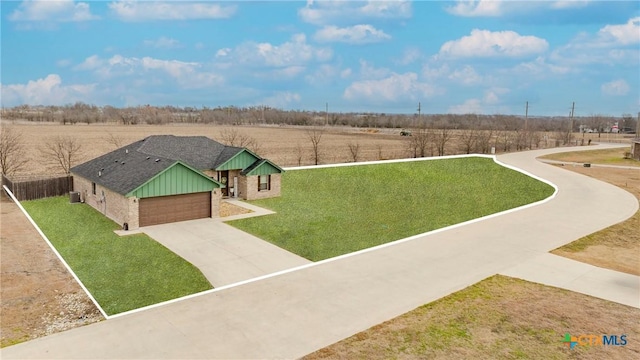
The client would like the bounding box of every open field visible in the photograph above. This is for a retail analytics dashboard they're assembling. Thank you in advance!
[303,275,640,360]
[0,122,633,179]
[21,196,212,315]
[229,157,554,261]
[540,148,639,167]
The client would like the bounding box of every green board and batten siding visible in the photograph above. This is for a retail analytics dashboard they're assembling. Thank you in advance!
[215,150,259,171]
[127,162,221,198]
[243,160,284,176]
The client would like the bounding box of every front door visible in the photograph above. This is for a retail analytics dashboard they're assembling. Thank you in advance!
[220,171,229,196]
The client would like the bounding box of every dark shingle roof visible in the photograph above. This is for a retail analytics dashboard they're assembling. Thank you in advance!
[71,135,245,195]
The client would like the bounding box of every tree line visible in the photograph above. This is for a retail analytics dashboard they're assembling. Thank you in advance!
[1,103,636,133]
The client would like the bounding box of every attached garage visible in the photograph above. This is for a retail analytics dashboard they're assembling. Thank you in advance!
[139,192,212,227]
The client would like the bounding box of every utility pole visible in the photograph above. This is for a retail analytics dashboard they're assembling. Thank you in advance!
[570,102,575,145]
[636,112,640,137]
[417,102,421,127]
[524,101,529,131]
[324,102,329,126]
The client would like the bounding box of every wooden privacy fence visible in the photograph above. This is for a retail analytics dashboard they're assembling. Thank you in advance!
[2,174,73,201]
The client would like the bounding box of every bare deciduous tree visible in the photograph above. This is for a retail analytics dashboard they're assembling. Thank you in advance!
[406,127,432,158]
[0,127,29,176]
[306,128,324,165]
[295,142,304,166]
[219,128,262,155]
[347,142,360,162]
[40,136,84,175]
[433,127,452,156]
[105,132,125,149]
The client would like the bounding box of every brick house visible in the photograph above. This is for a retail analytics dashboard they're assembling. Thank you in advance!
[70,135,283,229]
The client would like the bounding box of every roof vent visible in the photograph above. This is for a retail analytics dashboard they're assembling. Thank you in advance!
[98,170,102,177]
[121,162,125,165]
[146,156,150,160]
[155,159,160,162]
[125,149,129,154]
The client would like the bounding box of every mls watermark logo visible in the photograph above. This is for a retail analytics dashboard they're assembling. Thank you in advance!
[563,333,627,349]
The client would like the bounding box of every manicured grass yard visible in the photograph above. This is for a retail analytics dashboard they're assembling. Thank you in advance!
[229,157,555,261]
[22,197,212,315]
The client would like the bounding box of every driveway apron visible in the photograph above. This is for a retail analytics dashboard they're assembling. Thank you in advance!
[141,218,311,287]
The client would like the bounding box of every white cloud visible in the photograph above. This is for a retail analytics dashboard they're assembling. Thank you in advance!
[9,0,98,22]
[601,79,630,96]
[448,65,482,85]
[258,92,302,109]
[448,98,483,114]
[551,1,591,10]
[299,0,411,25]
[422,64,450,80]
[216,34,332,68]
[305,64,341,85]
[598,17,640,46]
[446,0,580,17]
[74,54,223,89]
[75,55,104,71]
[1,74,95,106]
[143,37,181,49]
[550,17,640,66]
[56,59,73,67]
[343,72,439,102]
[448,88,511,114]
[314,25,391,44]
[396,47,423,65]
[358,60,391,79]
[439,29,548,58]
[446,0,504,17]
[108,1,236,21]
[507,56,573,76]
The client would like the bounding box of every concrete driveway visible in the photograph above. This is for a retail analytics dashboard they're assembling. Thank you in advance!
[142,216,310,287]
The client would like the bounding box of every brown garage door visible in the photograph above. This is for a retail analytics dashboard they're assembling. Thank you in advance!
[139,192,211,227]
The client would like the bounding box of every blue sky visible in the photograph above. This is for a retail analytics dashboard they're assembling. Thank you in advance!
[1,1,638,116]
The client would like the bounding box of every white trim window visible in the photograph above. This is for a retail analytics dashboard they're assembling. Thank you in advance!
[258,175,270,191]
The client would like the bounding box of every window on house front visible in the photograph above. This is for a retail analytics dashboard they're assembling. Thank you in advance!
[92,182,96,195]
[258,175,270,191]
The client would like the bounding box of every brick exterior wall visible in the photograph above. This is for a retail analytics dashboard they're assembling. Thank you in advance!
[242,174,282,200]
[74,174,222,230]
[73,175,137,230]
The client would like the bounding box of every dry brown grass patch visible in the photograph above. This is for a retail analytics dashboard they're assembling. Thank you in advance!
[303,275,640,360]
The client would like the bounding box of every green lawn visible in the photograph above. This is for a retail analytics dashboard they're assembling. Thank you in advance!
[228,157,555,261]
[22,197,212,315]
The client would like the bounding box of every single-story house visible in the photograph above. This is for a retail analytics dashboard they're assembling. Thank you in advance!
[70,135,283,229]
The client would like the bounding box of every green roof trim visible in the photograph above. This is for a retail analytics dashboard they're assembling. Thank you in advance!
[126,161,223,198]
[215,149,260,171]
[242,159,285,176]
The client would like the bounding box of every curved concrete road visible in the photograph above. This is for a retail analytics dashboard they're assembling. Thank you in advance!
[2,144,638,359]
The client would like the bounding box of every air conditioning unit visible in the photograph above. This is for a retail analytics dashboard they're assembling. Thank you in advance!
[69,191,81,203]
